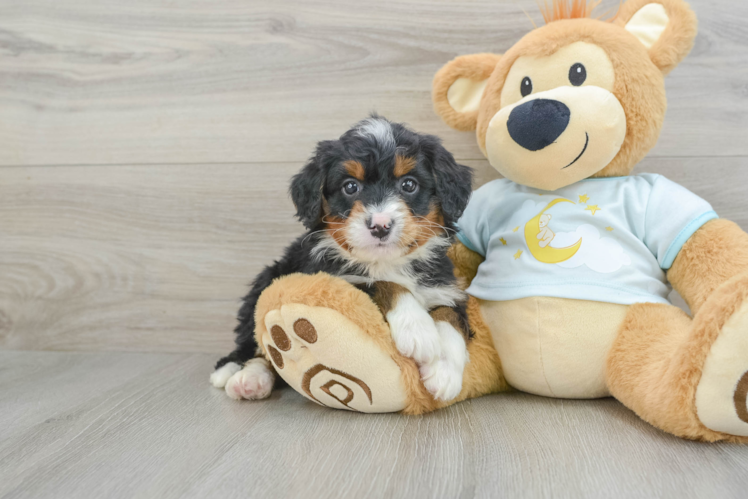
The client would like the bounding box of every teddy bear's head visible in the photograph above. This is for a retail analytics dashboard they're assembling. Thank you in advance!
[433,0,697,191]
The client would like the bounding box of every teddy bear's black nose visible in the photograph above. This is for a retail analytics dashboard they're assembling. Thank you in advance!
[507,99,570,151]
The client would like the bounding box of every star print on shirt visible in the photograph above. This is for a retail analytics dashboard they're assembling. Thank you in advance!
[514,249,523,259]
[585,204,601,215]
[499,237,507,245]
[512,226,519,232]
[579,194,590,203]
[606,226,614,231]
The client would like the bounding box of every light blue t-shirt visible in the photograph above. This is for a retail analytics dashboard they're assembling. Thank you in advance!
[456,174,717,305]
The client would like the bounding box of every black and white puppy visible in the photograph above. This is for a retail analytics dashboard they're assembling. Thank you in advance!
[210,116,473,402]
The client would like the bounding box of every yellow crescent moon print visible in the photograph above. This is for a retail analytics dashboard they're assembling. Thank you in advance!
[524,198,582,264]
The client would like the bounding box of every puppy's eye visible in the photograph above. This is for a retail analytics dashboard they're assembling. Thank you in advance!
[342,180,359,196]
[569,63,586,86]
[521,76,533,97]
[401,178,418,194]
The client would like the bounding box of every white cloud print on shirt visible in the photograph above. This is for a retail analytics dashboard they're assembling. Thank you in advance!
[510,199,631,274]
[553,224,631,273]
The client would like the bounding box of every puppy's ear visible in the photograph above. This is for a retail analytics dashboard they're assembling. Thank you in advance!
[425,137,473,228]
[290,142,331,229]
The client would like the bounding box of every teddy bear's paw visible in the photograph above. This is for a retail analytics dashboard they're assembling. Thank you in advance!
[695,299,748,437]
[260,304,408,413]
[387,293,442,364]
[209,361,242,388]
[224,358,275,400]
[419,322,468,402]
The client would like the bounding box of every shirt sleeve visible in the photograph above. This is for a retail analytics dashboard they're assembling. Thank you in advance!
[643,176,718,270]
[455,182,493,257]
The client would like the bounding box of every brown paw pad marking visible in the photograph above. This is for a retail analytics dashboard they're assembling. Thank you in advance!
[302,364,372,410]
[735,371,748,424]
[267,345,284,369]
[271,325,291,351]
[294,318,317,344]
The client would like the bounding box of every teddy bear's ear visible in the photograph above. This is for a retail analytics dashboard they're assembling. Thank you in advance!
[432,53,501,131]
[616,0,697,75]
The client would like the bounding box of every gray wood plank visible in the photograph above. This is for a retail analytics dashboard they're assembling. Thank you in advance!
[1,350,747,498]
[1,157,745,353]
[0,0,746,166]
[0,163,302,353]
[0,351,189,441]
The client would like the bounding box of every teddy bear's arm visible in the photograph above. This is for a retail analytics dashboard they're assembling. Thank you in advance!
[668,219,748,314]
[448,241,485,287]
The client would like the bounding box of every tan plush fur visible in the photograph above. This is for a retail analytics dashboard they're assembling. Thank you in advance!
[432,53,502,131]
[668,219,748,314]
[407,295,508,414]
[608,275,748,443]
[432,1,697,178]
[254,272,428,414]
[603,180,747,444]
[254,272,506,415]
[447,240,485,286]
[614,0,698,75]
[253,0,748,440]
[427,0,748,441]
[473,18,667,178]
[452,296,509,404]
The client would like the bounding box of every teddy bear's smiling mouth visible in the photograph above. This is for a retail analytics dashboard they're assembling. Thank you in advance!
[562,132,589,169]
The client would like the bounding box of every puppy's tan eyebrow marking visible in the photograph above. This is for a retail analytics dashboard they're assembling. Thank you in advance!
[394,155,416,177]
[344,160,365,180]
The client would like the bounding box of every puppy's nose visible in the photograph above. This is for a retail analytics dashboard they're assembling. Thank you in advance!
[507,99,570,151]
[367,214,393,240]
[370,224,391,240]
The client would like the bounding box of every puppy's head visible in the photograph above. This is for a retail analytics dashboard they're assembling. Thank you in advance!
[290,116,472,262]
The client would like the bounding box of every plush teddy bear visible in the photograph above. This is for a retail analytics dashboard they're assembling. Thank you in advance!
[251,0,748,442]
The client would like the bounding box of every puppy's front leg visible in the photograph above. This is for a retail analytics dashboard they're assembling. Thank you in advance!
[373,282,441,365]
[419,306,469,402]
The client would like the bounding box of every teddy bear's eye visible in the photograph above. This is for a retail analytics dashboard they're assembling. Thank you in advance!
[520,76,533,97]
[569,63,587,86]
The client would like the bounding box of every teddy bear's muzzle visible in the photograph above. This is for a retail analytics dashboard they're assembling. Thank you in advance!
[485,85,627,191]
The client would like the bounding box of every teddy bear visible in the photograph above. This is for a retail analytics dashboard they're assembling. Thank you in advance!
[536,214,555,248]
[249,0,748,443]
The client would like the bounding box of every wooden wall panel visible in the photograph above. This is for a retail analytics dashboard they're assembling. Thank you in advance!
[0,0,746,166]
[0,157,745,352]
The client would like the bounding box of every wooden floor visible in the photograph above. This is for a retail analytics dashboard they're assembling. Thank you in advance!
[1,0,748,497]
[1,351,747,498]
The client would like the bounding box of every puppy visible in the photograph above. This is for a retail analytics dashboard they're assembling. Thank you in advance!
[211,116,473,402]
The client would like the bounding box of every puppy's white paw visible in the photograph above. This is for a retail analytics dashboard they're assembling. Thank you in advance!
[210,361,242,388]
[387,293,441,364]
[420,357,463,402]
[225,358,274,400]
[420,322,468,401]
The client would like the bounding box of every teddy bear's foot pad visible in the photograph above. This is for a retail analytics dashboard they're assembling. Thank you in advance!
[262,304,408,413]
[695,300,748,436]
